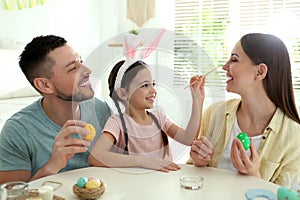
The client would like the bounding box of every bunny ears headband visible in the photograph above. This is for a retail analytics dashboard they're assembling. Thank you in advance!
[114,29,166,90]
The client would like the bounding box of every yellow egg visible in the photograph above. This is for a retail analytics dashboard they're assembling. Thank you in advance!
[84,123,96,141]
[85,180,100,190]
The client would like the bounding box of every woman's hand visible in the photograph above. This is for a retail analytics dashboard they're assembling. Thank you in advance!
[190,136,214,167]
[230,138,261,178]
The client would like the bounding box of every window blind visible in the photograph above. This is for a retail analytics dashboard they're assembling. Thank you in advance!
[174,0,300,107]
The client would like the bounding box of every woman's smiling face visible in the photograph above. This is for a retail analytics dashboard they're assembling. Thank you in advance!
[222,41,259,95]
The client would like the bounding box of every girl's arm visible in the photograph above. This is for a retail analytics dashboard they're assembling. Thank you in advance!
[88,132,181,172]
[167,76,205,145]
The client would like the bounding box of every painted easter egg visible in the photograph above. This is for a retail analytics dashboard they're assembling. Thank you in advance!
[76,177,88,188]
[85,179,101,190]
[84,123,96,141]
[88,177,101,185]
[277,187,299,200]
[237,132,251,150]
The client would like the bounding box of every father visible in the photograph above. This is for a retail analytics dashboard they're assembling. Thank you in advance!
[0,35,112,183]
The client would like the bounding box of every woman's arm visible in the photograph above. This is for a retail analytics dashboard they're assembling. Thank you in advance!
[167,76,206,145]
[88,132,181,172]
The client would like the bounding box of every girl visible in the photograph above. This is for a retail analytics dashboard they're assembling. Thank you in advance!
[89,60,205,172]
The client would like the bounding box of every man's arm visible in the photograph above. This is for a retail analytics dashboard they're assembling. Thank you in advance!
[0,171,31,184]
[0,120,92,183]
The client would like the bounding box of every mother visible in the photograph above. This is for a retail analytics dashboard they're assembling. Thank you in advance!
[189,33,300,186]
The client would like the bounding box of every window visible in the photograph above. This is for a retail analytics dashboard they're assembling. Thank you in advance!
[174,0,300,107]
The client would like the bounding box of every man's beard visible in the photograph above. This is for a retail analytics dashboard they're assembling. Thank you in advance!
[54,86,94,102]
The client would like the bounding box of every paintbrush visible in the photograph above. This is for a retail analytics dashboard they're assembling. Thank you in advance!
[184,65,221,89]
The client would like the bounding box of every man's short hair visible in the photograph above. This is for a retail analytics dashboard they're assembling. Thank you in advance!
[19,35,67,89]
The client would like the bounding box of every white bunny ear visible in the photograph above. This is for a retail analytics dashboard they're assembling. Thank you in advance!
[139,29,166,59]
[114,33,142,90]
[291,175,300,192]
[285,172,291,188]
[114,29,165,90]
[124,33,142,60]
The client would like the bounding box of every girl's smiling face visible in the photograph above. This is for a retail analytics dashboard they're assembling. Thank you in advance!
[126,67,157,110]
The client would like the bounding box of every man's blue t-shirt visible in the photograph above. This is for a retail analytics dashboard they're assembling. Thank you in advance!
[0,97,112,177]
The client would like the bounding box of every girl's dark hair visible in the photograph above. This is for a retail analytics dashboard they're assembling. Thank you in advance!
[19,35,67,91]
[108,60,169,157]
[240,33,300,124]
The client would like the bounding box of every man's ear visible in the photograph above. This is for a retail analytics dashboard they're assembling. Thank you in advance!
[33,78,53,94]
[255,63,268,80]
[116,88,128,101]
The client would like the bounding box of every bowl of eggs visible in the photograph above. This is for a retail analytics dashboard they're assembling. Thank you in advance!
[73,177,105,200]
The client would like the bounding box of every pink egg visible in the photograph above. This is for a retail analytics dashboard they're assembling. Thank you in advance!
[88,177,100,184]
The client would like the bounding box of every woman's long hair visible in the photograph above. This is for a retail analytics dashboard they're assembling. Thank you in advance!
[241,33,300,124]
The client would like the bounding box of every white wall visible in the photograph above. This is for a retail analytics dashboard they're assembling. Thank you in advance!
[0,0,103,57]
[0,0,102,97]
[0,0,174,62]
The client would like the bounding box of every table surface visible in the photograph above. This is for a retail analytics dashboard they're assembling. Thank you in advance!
[29,164,280,200]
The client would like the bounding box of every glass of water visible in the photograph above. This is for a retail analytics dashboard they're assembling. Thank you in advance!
[0,186,6,200]
[0,181,29,200]
[180,176,204,190]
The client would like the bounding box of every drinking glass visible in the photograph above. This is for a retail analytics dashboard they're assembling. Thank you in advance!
[0,181,29,200]
[180,176,204,190]
[0,186,6,200]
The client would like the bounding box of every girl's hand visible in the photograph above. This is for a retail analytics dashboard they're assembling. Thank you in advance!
[140,157,181,172]
[230,138,261,178]
[190,75,206,101]
[190,136,214,167]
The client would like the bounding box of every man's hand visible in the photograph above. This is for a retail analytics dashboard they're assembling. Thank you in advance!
[43,120,91,174]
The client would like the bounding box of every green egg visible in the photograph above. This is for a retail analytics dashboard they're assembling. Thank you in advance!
[237,132,251,150]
